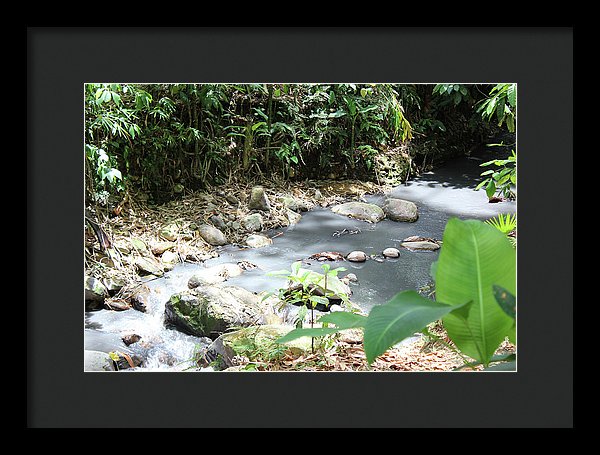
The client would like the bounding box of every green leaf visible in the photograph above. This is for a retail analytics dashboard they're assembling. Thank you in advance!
[101,90,112,103]
[507,84,516,107]
[252,121,266,132]
[436,219,516,366]
[309,295,329,307]
[363,290,467,364]
[317,312,367,329]
[277,327,344,344]
[493,285,516,319]
[112,92,122,106]
[475,179,489,191]
[95,88,104,100]
[360,88,368,98]
[430,261,438,280]
[289,155,299,164]
[108,351,120,361]
[273,88,281,97]
[459,86,468,96]
[485,180,496,199]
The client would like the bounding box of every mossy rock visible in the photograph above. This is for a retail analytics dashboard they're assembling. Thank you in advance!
[164,286,269,339]
[205,325,314,370]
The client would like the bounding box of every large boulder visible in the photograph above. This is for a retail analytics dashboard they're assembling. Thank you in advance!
[202,324,314,370]
[164,285,271,339]
[242,213,263,232]
[383,198,418,222]
[248,186,271,211]
[197,224,228,246]
[331,202,385,223]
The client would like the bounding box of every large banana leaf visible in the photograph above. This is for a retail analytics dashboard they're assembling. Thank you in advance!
[436,218,516,366]
[363,290,468,364]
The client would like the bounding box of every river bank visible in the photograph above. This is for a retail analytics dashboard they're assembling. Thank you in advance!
[84,150,516,372]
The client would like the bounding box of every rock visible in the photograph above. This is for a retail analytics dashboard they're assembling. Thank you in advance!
[331,202,385,223]
[401,241,440,251]
[383,198,419,222]
[134,257,164,276]
[382,247,401,258]
[113,352,143,370]
[346,251,367,262]
[187,263,244,288]
[103,277,126,295]
[122,334,142,346]
[130,237,150,254]
[151,241,175,255]
[344,273,358,282]
[286,209,302,225]
[130,285,151,312]
[202,325,314,370]
[282,196,309,213]
[161,250,179,264]
[314,189,323,200]
[245,234,273,248]
[84,350,116,372]
[104,298,131,311]
[85,276,107,310]
[197,224,228,246]
[226,194,240,206]
[231,221,242,231]
[242,213,263,232]
[248,186,271,211]
[209,214,227,231]
[164,286,270,339]
[159,223,180,241]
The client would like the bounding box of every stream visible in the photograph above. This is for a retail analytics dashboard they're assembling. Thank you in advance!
[84,149,516,371]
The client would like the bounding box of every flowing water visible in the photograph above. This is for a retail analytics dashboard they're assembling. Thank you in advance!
[84,149,516,371]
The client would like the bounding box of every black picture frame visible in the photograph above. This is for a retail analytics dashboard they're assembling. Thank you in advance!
[27,27,573,428]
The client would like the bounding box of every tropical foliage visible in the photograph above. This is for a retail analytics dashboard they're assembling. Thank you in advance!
[277,218,516,369]
[85,83,506,206]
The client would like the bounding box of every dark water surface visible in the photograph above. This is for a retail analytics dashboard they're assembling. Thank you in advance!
[84,151,516,370]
